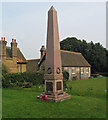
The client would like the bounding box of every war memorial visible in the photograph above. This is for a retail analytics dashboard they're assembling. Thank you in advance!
[38,6,71,102]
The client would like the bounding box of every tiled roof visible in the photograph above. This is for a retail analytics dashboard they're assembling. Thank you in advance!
[17,48,26,62]
[6,47,26,62]
[26,50,91,73]
[26,59,40,72]
[61,50,90,67]
[38,50,90,68]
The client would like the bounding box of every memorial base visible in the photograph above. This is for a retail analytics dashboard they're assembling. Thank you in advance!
[37,91,71,102]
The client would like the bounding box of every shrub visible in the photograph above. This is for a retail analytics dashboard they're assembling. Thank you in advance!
[2,70,69,89]
[2,71,44,88]
[2,75,9,88]
[2,64,9,75]
[63,70,69,89]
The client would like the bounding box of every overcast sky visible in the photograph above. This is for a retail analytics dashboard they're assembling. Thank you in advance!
[2,2,106,59]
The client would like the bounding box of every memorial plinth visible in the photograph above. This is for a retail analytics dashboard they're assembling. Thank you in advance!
[43,6,71,102]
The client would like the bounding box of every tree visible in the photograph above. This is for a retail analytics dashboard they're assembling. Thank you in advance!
[60,37,108,73]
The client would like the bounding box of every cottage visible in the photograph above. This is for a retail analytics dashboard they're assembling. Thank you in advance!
[27,45,91,80]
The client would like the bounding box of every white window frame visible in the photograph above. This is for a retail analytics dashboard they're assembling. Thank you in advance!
[86,67,89,74]
[81,67,84,74]
[71,67,76,74]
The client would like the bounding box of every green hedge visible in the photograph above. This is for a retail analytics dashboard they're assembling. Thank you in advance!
[2,70,69,88]
[2,71,44,88]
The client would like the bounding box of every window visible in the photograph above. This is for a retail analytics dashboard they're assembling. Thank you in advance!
[76,67,80,73]
[81,67,84,74]
[86,68,89,74]
[64,67,69,73]
[64,67,67,70]
[71,67,76,74]
[69,68,71,74]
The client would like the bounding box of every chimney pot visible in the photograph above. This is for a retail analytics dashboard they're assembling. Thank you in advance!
[14,39,16,42]
[1,37,3,40]
[12,39,14,42]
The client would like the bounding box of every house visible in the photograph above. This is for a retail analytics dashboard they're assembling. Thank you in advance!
[0,37,27,73]
[0,36,91,79]
[27,45,91,80]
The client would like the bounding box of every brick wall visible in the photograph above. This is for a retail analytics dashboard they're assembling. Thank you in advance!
[1,38,26,73]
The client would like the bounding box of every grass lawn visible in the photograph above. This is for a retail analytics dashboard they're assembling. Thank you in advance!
[2,77,107,118]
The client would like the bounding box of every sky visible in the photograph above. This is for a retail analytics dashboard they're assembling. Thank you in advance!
[2,2,106,59]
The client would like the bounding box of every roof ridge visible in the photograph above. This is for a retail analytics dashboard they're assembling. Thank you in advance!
[60,50,81,54]
[27,59,40,61]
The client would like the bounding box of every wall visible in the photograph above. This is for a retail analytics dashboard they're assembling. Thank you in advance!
[21,64,26,72]
[63,66,91,80]
[3,59,27,73]
[2,58,18,73]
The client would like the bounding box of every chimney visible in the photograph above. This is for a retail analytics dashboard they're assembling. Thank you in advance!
[0,37,7,59]
[11,38,17,60]
[40,45,46,59]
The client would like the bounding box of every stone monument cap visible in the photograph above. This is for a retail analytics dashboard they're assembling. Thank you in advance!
[49,6,56,12]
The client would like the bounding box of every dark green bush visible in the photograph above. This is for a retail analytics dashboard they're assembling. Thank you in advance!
[2,70,69,88]
[63,70,69,80]
[63,70,69,89]
[2,64,9,75]
[2,71,44,88]
[2,75,9,88]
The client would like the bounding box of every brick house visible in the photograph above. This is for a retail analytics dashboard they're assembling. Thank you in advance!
[0,37,27,73]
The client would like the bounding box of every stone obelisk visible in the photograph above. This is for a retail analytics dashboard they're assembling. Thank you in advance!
[44,6,71,102]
